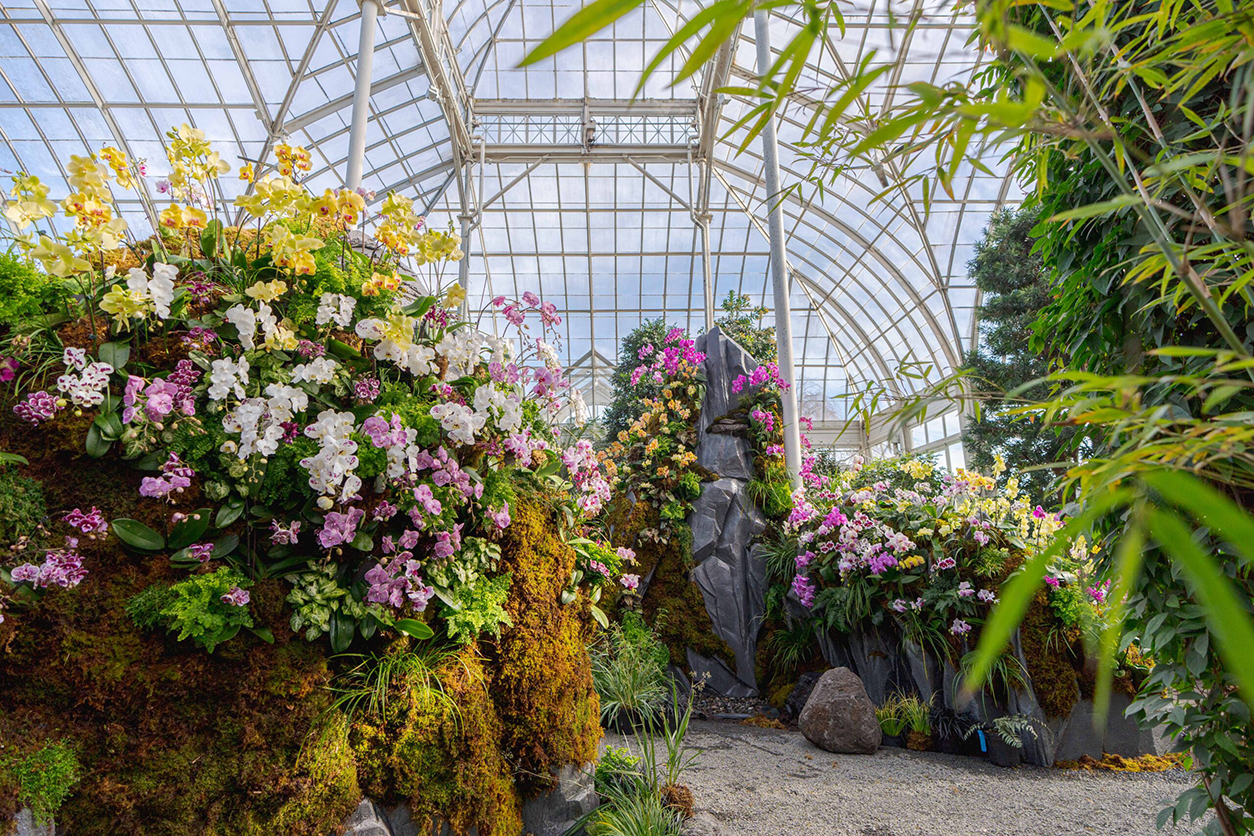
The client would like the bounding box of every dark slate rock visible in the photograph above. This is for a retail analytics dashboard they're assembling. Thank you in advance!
[696,433,753,480]
[687,648,757,699]
[696,326,759,435]
[1052,698,1105,763]
[798,667,881,754]
[383,804,423,836]
[342,799,392,836]
[1103,691,1163,757]
[845,626,898,706]
[521,764,598,836]
[780,670,825,724]
[688,478,738,564]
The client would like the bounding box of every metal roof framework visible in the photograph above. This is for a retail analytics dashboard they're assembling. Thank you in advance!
[0,0,1018,431]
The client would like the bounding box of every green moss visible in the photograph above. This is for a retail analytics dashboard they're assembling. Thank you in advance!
[0,466,47,547]
[491,495,602,797]
[352,650,522,836]
[1,739,80,827]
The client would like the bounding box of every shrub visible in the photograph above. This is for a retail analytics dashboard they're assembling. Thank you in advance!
[594,746,642,797]
[0,252,69,326]
[0,466,47,547]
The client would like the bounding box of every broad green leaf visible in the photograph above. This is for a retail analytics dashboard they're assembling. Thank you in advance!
[1146,507,1254,709]
[93,411,124,441]
[168,507,213,550]
[216,499,245,528]
[590,604,609,630]
[0,451,29,466]
[98,341,130,370]
[249,626,275,644]
[330,610,354,653]
[112,518,166,551]
[521,0,645,66]
[85,422,112,459]
[394,618,434,640]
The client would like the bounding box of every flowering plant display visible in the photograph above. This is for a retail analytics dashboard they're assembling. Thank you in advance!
[784,454,1095,664]
[599,327,707,542]
[0,125,616,656]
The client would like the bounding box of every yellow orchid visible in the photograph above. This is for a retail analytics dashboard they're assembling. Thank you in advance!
[233,192,268,218]
[239,163,255,183]
[245,279,289,302]
[380,191,415,223]
[66,154,108,194]
[362,270,401,296]
[443,283,466,309]
[336,189,365,224]
[4,196,56,230]
[311,189,338,218]
[268,225,323,276]
[263,319,299,351]
[100,284,152,327]
[30,235,90,278]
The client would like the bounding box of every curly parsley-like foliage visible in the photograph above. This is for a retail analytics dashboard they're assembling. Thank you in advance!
[160,568,253,653]
[125,583,177,631]
[5,739,81,826]
[443,573,513,645]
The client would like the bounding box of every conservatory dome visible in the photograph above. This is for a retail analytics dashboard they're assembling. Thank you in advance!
[0,0,1017,440]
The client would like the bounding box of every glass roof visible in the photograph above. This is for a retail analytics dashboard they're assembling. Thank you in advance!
[0,0,1018,428]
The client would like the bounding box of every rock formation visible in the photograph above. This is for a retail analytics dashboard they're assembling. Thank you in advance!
[798,667,881,754]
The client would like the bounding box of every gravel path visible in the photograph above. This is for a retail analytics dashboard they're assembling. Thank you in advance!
[605,720,1201,836]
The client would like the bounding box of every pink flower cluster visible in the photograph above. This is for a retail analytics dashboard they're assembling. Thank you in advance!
[139,453,194,499]
[13,390,63,425]
[11,538,87,589]
[562,440,611,515]
[492,291,562,330]
[123,360,199,423]
[365,555,434,610]
[63,506,107,538]
[750,407,775,433]
[221,586,250,606]
[629,330,705,386]
[318,507,365,549]
[731,362,789,394]
[792,573,816,608]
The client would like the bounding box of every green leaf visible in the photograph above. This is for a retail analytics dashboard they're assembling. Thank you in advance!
[168,507,213,550]
[98,341,131,370]
[216,499,245,529]
[401,295,436,318]
[349,532,374,552]
[520,0,644,66]
[249,626,275,644]
[211,533,240,559]
[200,219,223,258]
[394,618,434,640]
[85,422,112,459]
[0,451,29,466]
[559,589,577,606]
[330,610,354,653]
[1145,507,1254,709]
[589,604,609,629]
[93,411,124,441]
[1048,195,1141,222]
[111,518,166,551]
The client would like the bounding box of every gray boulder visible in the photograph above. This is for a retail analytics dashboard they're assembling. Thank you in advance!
[798,667,881,754]
[342,799,393,836]
[521,764,598,836]
[697,433,753,480]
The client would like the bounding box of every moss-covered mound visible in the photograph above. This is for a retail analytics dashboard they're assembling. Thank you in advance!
[604,495,733,668]
[352,649,522,836]
[491,495,601,796]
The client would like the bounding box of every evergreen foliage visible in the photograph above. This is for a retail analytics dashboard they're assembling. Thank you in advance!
[714,291,776,363]
[961,207,1076,502]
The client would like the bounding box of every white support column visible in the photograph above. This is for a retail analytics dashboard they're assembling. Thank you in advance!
[346,0,379,191]
[697,211,715,330]
[754,8,803,488]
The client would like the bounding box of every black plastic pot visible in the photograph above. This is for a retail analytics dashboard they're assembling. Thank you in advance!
[987,736,1022,768]
[881,733,905,748]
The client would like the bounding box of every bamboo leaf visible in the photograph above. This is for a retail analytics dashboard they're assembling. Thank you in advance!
[521,0,646,66]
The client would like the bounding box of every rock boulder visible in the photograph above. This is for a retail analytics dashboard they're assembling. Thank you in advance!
[798,667,881,754]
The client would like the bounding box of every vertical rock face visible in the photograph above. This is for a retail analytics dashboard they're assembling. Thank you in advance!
[685,328,769,696]
[520,764,599,836]
[798,667,882,754]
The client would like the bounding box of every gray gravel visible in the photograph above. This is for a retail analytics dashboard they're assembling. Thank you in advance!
[605,720,1202,836]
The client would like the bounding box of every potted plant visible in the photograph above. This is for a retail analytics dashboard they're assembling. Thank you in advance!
[975,715,1039,768]
[876,695,907,748]
[900,695,934,751]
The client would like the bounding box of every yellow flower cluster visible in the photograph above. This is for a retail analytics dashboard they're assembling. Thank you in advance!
[3,174,57,231]
[274,141,312,177]
[268,225,324,276]
[363,270,402,296]
[165,123,229,196]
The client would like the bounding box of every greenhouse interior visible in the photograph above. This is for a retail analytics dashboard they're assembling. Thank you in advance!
[0,0,1251,833]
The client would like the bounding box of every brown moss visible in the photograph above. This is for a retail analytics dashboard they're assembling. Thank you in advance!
[1020,589,1080,718]
[0,562,359,835]
[661,783,694,817]
[606,496,733,668]
[489,494,601,797]
[352,649,522,836]
[1055,752,1186,773]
